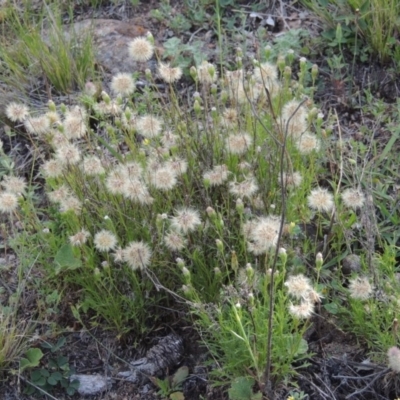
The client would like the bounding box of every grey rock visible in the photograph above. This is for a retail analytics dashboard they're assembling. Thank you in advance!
[342,254,362,275]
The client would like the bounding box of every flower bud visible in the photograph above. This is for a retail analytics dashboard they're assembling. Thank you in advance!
[316,252,323,269]
[277,55,286,73]
[176,258,185,268]
[286,49,295,65]
[236,199,244,213]
[48,100,56,112]
[245,263,254,280]
[279,247,287,264]
[231,251,238,272]
[311,64,318,81]
[264,45,272,60]
[193,99,201,115]
[190,66,197,81]
[101,91,111,104]
[206,206,216,217]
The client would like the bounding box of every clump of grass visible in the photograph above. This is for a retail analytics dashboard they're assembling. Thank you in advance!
[0,3,97,95]
[300,0,400,63]
[2,31,400,394]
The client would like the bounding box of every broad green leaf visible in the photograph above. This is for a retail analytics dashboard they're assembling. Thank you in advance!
[324,302,339,314]
[47,375,58,385]
[20,348,44,371]
[295,338,308,356]
[171,366,189,387]
[170,392,185,400]
[54,243,81,274]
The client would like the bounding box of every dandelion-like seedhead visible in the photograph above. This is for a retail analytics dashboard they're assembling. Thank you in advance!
[166,158,188,176]
[122,241,152,270]
[307,187,334,213]
[248,216,280,253]
[388,347,400,372]
[289,301,314,319]
[161,130,179,149]
[128,36,154,62]
[229,178,258,199]
[24,115,50,136]
[0,192,19,213]
[284,274,312,299]
[81,156,105,176]
[59,195,82,215]
[63,114,87,140]
[136,115,163,138]
[111,73,136,96]
[253,62,278,83]
[296,132,320,154]
[6,102,29,122]
[122,179,152,204]
[70,229,90,246]
[281,100,308,138]
[67,105,87,120]
[55,143,82,165]
[197,60,218,84]
[171,207,201,234]
[112,247,124,263]
[149,166,177,191]
[203,165,229,187]
[117,162,144,180]
[105,170,126,195]
[158,62,183,83]
[1,176,27,194]
[94,230,117,252]
[48,185,72,203]
[164,230,187,251]
[341,188,365,210]
[50,132,69,149]
[281,172,302,188]
[93,100,121,116]
[221,108,239,128]
[226,132,252,155]
[348,276,373,300]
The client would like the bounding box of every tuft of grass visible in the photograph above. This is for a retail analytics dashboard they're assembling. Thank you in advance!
[300,0,400,63]
[0,3,97,95]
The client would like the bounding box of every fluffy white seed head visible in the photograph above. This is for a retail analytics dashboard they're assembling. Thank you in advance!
[111,73,136,96]
[94,230,117,252]
[0,192,19,213]
[348,276,373,300]
[307,187,334,213]
[170,208,201,234]
[6,102,29,122]
[1,176,27,194]
[122,241,152,270]
[158,62,183,83]
[128,36,154,62]
[341,188,365,210]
